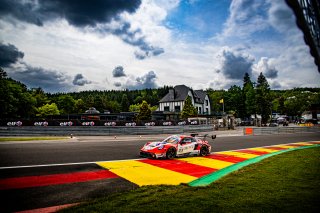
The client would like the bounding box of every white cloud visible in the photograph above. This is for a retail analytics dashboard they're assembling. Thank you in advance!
[218,0,269,40]
[253,57,278,79]
[0,0,319,93]
[267,0,296,33]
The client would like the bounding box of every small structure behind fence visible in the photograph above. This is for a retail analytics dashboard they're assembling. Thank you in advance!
[244,126,320,136]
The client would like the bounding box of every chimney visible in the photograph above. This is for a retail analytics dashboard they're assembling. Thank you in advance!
[169,89,175,100]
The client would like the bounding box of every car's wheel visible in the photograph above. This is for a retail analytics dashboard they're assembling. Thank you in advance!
[166,148,176,159]
[200,146,208,156]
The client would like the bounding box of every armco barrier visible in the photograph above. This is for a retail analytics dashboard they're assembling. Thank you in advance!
[244,126,320,135]
[0,125,214,136]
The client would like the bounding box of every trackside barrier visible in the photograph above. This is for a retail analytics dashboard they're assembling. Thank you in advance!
[244,128,253,135]
[244,126,320,136]
[0,125,214,136]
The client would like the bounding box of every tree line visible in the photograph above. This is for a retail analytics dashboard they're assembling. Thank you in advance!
[207,73,320,123]
[0,68,319,123]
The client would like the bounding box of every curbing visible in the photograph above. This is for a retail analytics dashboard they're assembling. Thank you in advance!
[188,144,320,187]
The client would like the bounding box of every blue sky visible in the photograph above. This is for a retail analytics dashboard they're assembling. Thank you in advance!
[0,0,319,92]
[165,0,230,41]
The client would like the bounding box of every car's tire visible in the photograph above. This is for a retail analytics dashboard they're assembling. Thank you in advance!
[166,147,176,159]
[200,146,208,156]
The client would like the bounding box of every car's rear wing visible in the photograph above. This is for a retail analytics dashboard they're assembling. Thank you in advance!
[190,133,216,141]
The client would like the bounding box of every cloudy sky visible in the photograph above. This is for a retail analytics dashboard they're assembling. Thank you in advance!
[0,0,319,93]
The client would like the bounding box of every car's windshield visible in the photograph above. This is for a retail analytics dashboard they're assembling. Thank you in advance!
[162,135,179,144]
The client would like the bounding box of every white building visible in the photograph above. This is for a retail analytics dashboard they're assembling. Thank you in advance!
[158,85,211,115]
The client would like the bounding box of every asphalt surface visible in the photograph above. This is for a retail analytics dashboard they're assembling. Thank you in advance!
[0,132,319,212]
[0,133,320,167]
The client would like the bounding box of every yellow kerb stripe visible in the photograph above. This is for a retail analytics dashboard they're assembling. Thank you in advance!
[271,145,298,149]
[291,142,315,146]
[178,157,234,169]
[97,160,196,186]
[218,151,259,159]
[248,148,279,153]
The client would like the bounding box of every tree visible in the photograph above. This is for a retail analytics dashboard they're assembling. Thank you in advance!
[150,105,158,112]
[121,94,129,112]
[134,95,143,104]
[243,72,253,89]
[245,85,256,116]
[0,68,9,119]
[74,99,86,113]
[36,103,60,118]
[181,96,197,119]
[0,67,7,78]
[107,100,121,113]
[57,95,75,114]
[0,71,36,119]
[256,73,271,123]
[129,103,140,112]
[206,89,225,115]
[137,100,151,121]
[225,85,245,117]
[31,87,48,108]
[242,72,254,118]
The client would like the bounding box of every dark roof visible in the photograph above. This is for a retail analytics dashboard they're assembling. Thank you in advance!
[194,90,206,104]
[159,85,189,102]
[85,107,100,114]
[159,85,207,103]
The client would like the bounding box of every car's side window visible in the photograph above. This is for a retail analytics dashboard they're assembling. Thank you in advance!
[181,138,192,144]
[191,137,197,143]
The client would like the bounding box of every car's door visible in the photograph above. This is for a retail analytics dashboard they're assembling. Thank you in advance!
[177,137,195,154]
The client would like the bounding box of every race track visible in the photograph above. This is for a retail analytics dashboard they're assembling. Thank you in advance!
[0,133,319,212]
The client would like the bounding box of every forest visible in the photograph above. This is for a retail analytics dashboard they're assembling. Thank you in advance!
[1,68,319,123]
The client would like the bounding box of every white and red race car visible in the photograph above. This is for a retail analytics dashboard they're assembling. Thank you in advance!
[140,134,216,159]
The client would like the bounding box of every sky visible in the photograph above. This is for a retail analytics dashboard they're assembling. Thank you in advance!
[0,0,319,93]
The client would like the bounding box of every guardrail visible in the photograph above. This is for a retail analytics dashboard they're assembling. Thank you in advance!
[244,126,320,136]
[1,126,319,137]
[0,125,214,136]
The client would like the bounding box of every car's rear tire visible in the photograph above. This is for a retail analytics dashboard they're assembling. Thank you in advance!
[166,148,176,159]
[200,146,208,156]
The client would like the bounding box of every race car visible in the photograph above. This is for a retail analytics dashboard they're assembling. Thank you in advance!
[139,134,216,159]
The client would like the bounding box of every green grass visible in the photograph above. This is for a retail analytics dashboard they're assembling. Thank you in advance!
[0,137,69,142]
[61,147,320,213]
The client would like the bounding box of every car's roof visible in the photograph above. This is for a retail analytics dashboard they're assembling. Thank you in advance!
[170,134,189,137]
[168,134,193,139]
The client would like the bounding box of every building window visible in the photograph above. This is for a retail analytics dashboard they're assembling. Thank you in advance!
[175,105,180,112]
[164,106,170,112]
[206,100,209,106]
[199,107,202,114]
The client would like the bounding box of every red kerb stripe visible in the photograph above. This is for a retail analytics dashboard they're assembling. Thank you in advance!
[234,149,270,155]
[205,153,247,163]
[0,170,118,190]
[263,147,287,150]
[140,159,217,178]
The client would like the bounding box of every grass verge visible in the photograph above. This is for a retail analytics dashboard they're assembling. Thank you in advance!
[61,146,320,213]
[0,137,69,142]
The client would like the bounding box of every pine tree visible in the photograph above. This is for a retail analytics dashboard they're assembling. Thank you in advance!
[242,72,255,118]
[243,72,252,89]
[121,94,129,112]
[181,96,197,119]
[137,100,151,121]
[256,72,271,123]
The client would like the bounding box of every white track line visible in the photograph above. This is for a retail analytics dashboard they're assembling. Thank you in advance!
[0,158,142,170]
